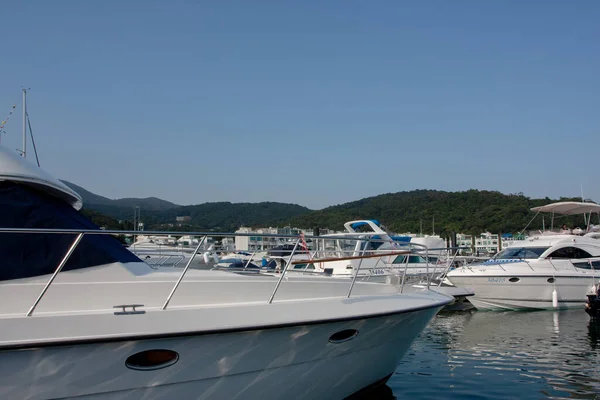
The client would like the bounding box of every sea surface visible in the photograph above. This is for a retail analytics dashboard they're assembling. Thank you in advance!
[374,310,600,399]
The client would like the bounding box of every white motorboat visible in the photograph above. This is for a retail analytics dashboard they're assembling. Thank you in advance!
[446,201,600,311]
[287,220,450,279]
[128,235,210,267]
[0,146,452,399]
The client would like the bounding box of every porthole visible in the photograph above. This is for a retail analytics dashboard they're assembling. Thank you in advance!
[509,277,520,283]
[547,278,555,283]
[126,349,179,371]
[329,329,359,344]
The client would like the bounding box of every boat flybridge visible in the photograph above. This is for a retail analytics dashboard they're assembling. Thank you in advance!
[447,201,600,311]
[0,145,452,399]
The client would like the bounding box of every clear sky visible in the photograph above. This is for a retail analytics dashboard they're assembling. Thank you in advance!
[0,1,598,209]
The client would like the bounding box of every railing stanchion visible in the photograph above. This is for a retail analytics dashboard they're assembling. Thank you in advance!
[440,248,459,287]
[347,256,365,298]
[400,246,410,293]
[426,248,430,290]
[162,236,206,310]
[268,238,301,304]
[244,251,257,269]
[26,232,85,317]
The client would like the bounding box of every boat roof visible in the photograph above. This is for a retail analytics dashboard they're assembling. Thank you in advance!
[505,234,600,249]
[0,145,82,210]
[343,220,387,234]
[530,201,600,215]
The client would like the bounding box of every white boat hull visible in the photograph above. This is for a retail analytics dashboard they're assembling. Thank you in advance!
[447,274,598,311]
[0,307,441,399]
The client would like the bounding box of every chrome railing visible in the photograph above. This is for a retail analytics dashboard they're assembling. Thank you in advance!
[0,227,441,316]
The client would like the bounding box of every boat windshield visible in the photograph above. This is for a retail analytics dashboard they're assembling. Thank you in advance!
[0,181,141,281]
[393,255,438,264]
[493,247,549,260]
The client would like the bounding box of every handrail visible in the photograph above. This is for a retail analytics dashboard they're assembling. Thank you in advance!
[243,250,258,269]
[162,236,206,310]
[438,248,461,287]
[347,255,366,298]
[0,227,443,314]
[547,258,559,271]
[290,250,410,265]
[425,248,430,289]
[0,227,409,243]
[26,233,84,317]
[268,238,301,304]
[400,248,411,293]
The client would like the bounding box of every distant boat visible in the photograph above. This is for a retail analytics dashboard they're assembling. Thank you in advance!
[447,201,600,311]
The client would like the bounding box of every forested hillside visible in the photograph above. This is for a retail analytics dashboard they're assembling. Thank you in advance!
[287,190,593,235]
[69,180,594,235]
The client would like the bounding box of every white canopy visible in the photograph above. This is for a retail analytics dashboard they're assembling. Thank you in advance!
[530,201,600,215]
[0,145,82,210]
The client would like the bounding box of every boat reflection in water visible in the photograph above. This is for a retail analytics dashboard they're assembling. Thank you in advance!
[391,310,600,399]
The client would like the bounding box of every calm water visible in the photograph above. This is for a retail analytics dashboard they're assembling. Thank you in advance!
[376,310,600,399]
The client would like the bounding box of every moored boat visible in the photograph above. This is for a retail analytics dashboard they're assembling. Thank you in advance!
[0,145,452,399]
[447,201,600,311]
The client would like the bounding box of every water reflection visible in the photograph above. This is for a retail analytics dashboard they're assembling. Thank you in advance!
[349,383,396,400]
[391,310,600,399]
[587,319,600,351]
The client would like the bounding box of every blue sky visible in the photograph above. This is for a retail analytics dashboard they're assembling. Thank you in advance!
[0,1,598,209]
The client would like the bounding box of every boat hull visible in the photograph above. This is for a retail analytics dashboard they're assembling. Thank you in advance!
[0,306,441,399]
[447,274,597,311]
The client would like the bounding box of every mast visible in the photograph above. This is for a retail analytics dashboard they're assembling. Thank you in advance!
[581,184,588,227]
[21,88,27,158]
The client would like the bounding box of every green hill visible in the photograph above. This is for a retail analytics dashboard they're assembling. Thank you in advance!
[156,202,312,232]
[62,180,180,211]
[63,180,312,231]
[61,180,181,221]
[287,189,594,235]
[65,181,595,235]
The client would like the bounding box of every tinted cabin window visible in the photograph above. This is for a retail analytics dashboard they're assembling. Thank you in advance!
[0,182,141,281]
[409,255,427,263]
[292,263,315,270]
[548,247,592,259]
[494,247,549,260]
[393,255,436,264]
[572,260,600,270]
[393,255,406,263]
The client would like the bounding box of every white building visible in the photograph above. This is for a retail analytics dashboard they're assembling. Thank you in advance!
[456,232,526,256]
[457,232,499,256]
[233,226,335,251]
[234,227,281,251]
[221,237,235,252]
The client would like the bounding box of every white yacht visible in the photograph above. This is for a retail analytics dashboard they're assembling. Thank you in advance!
[446,202,600,311]
[0,146,452,399]
[282,220,474,308]
[288,220,449,278]
[128,235,211,267]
